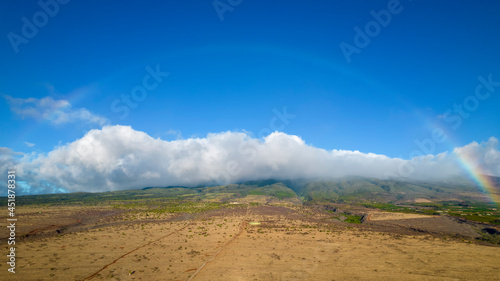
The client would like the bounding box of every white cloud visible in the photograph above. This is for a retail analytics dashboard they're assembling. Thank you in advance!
[165,129,183,140]
[4,95,108,126]
[454,137,500,176]
[3,125,499,194]
[0,147,23,181]
[24,142,35,147]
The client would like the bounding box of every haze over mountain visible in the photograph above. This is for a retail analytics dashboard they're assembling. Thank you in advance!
[1,125,499,194]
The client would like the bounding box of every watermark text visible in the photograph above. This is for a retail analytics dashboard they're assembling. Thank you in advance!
[7,170,17,274]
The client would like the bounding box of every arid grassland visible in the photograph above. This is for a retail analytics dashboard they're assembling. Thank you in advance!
[2,178,500,280]
[1,196,499,281]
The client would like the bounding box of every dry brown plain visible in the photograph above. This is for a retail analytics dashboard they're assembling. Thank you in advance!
[1,203,499,281]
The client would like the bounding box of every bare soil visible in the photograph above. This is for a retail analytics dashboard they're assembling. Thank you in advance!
[1,204,499,280]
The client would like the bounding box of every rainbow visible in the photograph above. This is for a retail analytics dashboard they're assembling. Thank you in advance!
[455,147,500,207]
[420,117,500,207]
[17,42,377,146]
[151,42,385,91]
[13,43,500,207]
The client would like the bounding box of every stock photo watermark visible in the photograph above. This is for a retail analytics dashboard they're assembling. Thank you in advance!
[7,0,70,54]
[440,74,499,130]
[339,0,403,63]
[213,0,243,21]
[111,64,169,120]
[395,74,499,177]
[6,170,17,274]
[209,106,296,186]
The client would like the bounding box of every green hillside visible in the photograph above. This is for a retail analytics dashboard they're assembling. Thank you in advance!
[10,176,500,225]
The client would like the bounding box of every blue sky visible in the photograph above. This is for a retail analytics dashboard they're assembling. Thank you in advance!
[1,1,500,193]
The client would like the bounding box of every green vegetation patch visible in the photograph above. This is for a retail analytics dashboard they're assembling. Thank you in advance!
[113,201,228,214]
[362,201,500,225]
[344,214,363,224]
[16,187,199,206]
[243,183,296,199]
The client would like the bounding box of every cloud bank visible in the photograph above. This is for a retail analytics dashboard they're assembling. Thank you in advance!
[4,95,108,126]
[1,125,499,194]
